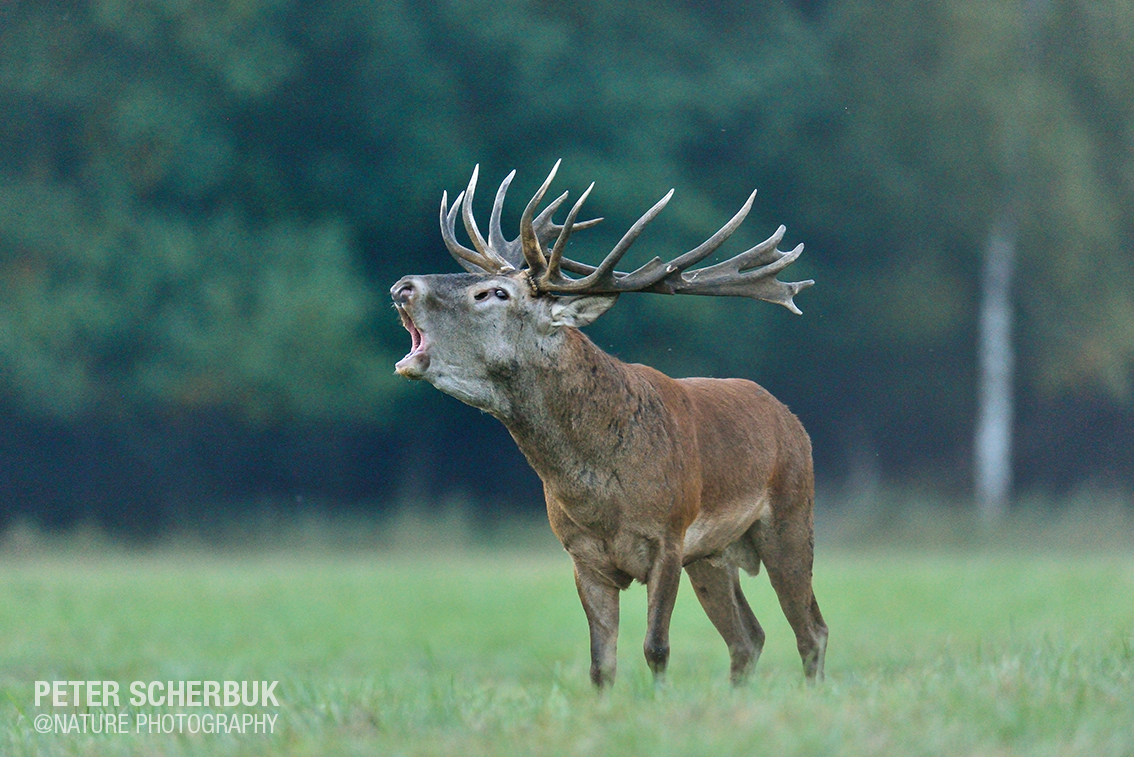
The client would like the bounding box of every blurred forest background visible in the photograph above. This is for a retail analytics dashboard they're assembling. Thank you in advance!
[1,0,1132,538]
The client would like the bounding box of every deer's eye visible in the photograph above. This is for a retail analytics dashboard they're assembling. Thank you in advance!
[494,288,509,300]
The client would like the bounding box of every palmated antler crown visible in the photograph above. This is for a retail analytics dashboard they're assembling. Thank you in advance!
[440,161,814,313]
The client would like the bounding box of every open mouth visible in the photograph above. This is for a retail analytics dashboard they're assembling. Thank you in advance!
[394,304,430,377]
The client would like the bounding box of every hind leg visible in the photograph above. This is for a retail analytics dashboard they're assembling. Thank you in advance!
[756,515,828,682]
[733,579,766,667]
[685,559,765,684]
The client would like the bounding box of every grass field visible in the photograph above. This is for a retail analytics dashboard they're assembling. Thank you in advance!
[1,509,1132,756]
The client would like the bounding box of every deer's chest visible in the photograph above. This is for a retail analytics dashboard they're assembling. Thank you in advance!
[544,485,671,586]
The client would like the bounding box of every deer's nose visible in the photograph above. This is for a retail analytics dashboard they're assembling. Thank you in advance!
[391,278,421,304]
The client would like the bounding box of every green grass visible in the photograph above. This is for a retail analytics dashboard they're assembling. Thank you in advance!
[1,518,1132,756]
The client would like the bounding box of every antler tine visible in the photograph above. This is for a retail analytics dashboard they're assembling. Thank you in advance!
[461,165,515,272]
[701,224,789,274]
[441,190,491,273]
[538,189,674,293]
[541,182,595,288]
[519,160,562,275]
[606,189,757,292]
[671,230,814,313]
[489,169,522,268]
[566,217,604,232]
[650,190,755,278]
[533,194,603,256]
[533,191,570,233]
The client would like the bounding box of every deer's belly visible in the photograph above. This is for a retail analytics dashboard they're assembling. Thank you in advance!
[681,494,770,564]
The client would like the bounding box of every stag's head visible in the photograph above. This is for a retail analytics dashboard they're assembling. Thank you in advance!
[391,161,813,411]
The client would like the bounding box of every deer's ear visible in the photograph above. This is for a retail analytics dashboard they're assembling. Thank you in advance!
[548,294,619,328]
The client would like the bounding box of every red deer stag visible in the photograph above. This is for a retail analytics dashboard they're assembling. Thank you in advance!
[391,162,826,687]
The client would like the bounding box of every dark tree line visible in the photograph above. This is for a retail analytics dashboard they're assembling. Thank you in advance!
[1,0,1131,534]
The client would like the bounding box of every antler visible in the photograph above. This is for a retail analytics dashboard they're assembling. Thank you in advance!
[440,163,813,313]
[440,162,602,275]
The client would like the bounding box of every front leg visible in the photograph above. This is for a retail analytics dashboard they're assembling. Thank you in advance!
[573,562,621,689]
[643,540,683,681]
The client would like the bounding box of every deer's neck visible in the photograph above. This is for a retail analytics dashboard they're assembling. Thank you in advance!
[495,328,666,486]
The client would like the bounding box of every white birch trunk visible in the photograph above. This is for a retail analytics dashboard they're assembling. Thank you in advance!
[974,217,1016,522]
